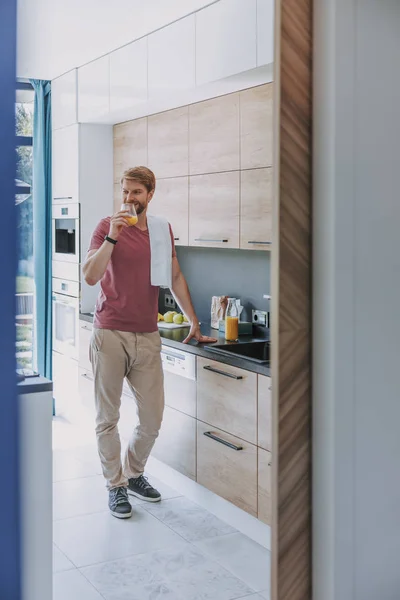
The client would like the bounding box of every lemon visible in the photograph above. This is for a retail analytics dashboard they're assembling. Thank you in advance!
[173,313,184,325]
[183,315,189,323]
[164,312,174,323]
[157,313,164,322]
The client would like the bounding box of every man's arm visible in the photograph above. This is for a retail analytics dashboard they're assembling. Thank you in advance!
[83,210,129,286]
[170,256,217,344]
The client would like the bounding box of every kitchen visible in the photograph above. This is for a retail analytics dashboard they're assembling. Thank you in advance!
[48,2,275,599]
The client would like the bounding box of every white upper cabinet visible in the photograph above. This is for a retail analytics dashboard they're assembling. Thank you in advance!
[52,70,78,130]
[78,56,110,122]
[195,0,257,86]
[148,15,195,98]
[109,38,148,112]
[52,125,79,202]
[257,0,274,66]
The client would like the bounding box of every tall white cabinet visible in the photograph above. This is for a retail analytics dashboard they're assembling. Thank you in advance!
[51,76,113,421]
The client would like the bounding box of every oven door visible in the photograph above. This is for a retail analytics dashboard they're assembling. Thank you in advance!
[52,203,80,263]
[52,292,79,359]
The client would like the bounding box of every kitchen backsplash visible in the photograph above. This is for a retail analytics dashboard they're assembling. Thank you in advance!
[160,246,271,324]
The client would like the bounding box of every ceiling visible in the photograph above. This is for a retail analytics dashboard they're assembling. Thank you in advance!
[17,0,218,80]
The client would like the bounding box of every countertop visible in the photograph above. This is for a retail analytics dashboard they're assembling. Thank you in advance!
[18,376,53,395]
[80,313,270,376]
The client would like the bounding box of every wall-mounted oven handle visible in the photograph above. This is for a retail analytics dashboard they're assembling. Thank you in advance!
[53,196,73,201]
[203,431,243,451]
[203,365,243,380]
[195,238,228,243]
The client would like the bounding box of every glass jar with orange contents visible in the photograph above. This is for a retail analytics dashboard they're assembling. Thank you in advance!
[225,298,239,342]
[121,203,138,226]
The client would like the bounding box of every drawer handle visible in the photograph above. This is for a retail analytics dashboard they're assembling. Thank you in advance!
[194,238,228,243]
[247,241,272,245]
[204,431,243,451]
[203,365,243,380]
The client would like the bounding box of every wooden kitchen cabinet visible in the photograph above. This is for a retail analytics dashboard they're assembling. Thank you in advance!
[189,171,240,249]
[240,168,272,251]
[258,374,272,451]
[148,107,189,179]
[148,177,189,246]
[197,357,257,444]
[240,84,273,169]
[113,118,147,184]
[152,406,196,480]
[197,420,258,516]
[258,448,272,525]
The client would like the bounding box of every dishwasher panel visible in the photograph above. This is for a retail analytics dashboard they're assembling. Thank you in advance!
[161,346,196,418]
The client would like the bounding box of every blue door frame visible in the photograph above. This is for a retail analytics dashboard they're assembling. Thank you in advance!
[0,0,21,598]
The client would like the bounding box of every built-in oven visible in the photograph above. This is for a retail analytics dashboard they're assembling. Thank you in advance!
[52,277,80,360]
[52,203,80,263]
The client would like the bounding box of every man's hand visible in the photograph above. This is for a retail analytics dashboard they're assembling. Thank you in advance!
[183,321,218,345]
[109,210,130,240]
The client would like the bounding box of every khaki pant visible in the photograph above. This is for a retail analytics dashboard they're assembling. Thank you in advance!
[90,328,164,489]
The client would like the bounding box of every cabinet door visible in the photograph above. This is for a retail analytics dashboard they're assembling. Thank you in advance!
[189,171,240,249]
[197,420,257,516]
[52,351,79,419]
[189,94,240,175]
[110,38,147,113]
[258,375,272,451]
[148,15,195,98]
[197,357,257,444]
[78,55,109,122]
[148,107,189,179]
[79,321,92,372]
[113,118,147,184]
[78,368,96,422]
[240,84,273,169]
[148,177,189,246]
[152,406,196,480]
[258,448,272,525]
[240,168,272,251]
[195,0,257,85]
[52,69,78,130]
[257,0,275,67]
[52,125,79,202]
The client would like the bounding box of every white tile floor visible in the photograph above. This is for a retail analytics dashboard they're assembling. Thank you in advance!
[52,418,271,600]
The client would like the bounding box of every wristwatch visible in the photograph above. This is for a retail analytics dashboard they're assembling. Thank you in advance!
[104,235,118,245]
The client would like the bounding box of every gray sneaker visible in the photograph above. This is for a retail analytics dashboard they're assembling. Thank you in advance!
[127,475,161,503]
[109,486,132,519]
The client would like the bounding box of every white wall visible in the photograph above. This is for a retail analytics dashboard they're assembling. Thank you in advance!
[313,1,400,599]
[17,0,218,79]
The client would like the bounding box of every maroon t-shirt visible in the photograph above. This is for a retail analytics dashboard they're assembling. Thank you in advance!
[88,217,176,333]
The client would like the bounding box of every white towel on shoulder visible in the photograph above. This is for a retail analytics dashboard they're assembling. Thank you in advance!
[147,214,172,288]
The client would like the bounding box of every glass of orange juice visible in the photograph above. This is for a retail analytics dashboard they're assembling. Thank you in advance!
[225,298,239,341]
[121,203,138,226]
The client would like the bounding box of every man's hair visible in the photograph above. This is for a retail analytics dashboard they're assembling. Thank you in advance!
[120,166,156,193]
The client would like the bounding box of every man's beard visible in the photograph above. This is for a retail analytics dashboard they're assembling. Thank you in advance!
[135,203,146,215]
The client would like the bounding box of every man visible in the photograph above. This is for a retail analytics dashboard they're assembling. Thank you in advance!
[83,166,216,519]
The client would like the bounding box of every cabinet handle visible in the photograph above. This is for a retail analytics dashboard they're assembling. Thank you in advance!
[203,365,243,380]
[194,238,228,243]
[247,241,272,245]
[81,325,91,331]
[81,372,94,382]
[204,431,243,451]
[174,237,180,241]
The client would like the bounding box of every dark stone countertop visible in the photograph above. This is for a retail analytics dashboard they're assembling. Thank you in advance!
[18,376,53,395]
[80,313,270,376]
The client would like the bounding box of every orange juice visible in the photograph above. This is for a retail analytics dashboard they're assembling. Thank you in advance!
[125,215,138,226]
[225,316,239,341]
